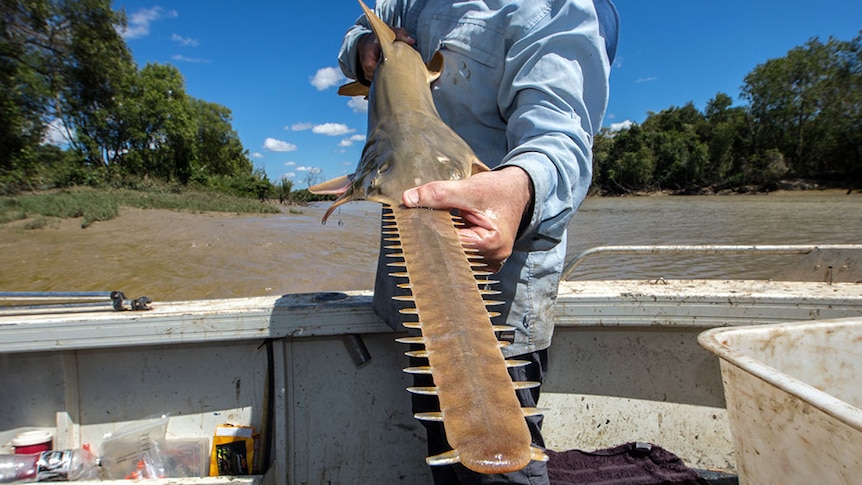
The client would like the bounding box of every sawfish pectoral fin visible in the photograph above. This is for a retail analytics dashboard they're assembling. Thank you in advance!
[532,447,550,463]
[337,81,369,98]
[426,51,444,83]
[309,174,352,195]
[309,175,361,223]
[471,157,491,175]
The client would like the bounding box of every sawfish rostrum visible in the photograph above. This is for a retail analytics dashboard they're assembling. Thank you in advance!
[310,0,547,474]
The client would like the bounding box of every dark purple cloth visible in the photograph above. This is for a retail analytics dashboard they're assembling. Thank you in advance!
[547,442,708,485]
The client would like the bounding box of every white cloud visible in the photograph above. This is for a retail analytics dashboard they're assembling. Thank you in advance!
[338,134,366,147]
[284,161,296,167]
[251,152,263,159]
[296,166,321,174]
[284,172,296,179]
[263,137,297,152]
[348,97,368,113]
[120,7,177,39]
[289,122,313,131]
[312,123,353,136]
[171,33,199,47]
[171,54,207,63]
[635,76,658,84]
[310,67,346,91]
[608,120,633,132]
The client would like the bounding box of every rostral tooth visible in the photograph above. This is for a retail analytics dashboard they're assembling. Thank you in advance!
[396,336,426,345]
[407,386,438,395]
[414,412,444,422]
[512,381,541,390]
[403,366,433,374]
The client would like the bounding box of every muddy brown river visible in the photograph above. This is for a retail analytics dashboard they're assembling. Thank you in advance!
[1,191,860,303]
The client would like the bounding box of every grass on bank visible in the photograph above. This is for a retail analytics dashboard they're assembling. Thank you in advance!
[0,187,281,229]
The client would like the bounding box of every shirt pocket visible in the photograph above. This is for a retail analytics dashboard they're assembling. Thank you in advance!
[431,12,506,69]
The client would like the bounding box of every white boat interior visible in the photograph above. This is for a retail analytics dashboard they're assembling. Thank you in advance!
[1,245,861,484]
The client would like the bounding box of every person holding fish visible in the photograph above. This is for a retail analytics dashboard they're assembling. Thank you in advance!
[337,1,618,483]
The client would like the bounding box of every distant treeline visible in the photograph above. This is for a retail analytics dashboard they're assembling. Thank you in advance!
[2,2,860,199]
[593,32,862,194]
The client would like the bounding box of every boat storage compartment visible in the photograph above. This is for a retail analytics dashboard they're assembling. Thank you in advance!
[698,317,862,485]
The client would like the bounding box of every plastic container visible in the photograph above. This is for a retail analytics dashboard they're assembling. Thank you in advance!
[163,439,209,478]
[0,449,99,483]
[698,317,862,485]
[12,430,53,455]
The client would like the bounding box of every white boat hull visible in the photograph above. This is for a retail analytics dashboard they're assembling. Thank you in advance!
[2,279,861,484]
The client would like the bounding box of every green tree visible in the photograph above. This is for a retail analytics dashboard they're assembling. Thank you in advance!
[742,33,862,180]
[54,0,135,169]
[276,176,293,203]
[1,0,260,193]
[703,92,750,186]
[598,123,656,192]
[817,33,862,181]
[641,103,709,190]
[191,99,252,179]
[123,63,198,182]
[0,0,59,180]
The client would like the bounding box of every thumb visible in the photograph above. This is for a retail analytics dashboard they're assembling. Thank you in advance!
[402,181,462,210]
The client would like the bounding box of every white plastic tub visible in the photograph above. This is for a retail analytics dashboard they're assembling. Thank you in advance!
[698,317,862,485]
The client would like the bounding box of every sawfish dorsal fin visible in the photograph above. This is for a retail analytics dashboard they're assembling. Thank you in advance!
[355,0,446,89]
[359,0,396,55]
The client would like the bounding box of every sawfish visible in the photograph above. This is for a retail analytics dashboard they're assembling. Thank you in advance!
[310,0,547,474]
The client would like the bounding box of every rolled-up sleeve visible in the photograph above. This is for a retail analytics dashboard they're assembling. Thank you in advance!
[498,0,613,252]
[338,17,369,81]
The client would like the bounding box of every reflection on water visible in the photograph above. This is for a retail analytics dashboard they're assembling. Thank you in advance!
[0,193,859,301]
[565,192,862,280]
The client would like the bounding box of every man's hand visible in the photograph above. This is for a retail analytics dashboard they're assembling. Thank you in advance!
[402,167,534,273]
[357,29,416,82]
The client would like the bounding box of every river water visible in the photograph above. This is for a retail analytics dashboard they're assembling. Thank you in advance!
[564,191,862,280]
[1,191,860,302]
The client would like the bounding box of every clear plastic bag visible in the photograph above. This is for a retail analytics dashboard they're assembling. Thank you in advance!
[98,414,168,479]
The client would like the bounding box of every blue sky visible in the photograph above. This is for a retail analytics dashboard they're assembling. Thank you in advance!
[112,0,862,185]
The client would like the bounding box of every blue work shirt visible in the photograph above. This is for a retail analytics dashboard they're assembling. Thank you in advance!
[340,0,618,357]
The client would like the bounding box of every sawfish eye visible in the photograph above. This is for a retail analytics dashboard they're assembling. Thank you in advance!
[378,161,391,174]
